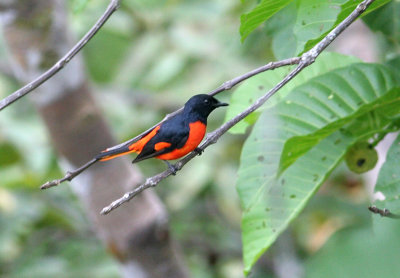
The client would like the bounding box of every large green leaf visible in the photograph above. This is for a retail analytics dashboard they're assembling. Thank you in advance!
[386,55,400,74]
[363,0,400,58]
[264,1,298,60]
[301,0,392,54]
[240,0,294,41]
[262,0,348,59]
[293,0,349,55]
[372,133,400,215]
[225,52,360,134]
[262,0,392,59]
[237,63,400,274]
[364,0,400,40]
[278,64,400,174]
[240,125,359,275]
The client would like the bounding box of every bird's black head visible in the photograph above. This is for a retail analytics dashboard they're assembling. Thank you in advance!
[183,94,228,122]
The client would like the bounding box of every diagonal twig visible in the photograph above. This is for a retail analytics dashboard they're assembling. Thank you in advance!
[41,159,98,189]
[0,0,121,111]
[99,0,377,215]
[368,206,400,219]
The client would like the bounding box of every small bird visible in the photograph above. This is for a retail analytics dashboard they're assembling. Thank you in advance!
[95,94,228,172]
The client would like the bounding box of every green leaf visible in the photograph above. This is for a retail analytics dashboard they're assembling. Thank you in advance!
[240,125,357,275]
[240,0,294,41]
[293,0,349,55]
[264,1,298,59]
[363,1,400,57]
[373,133,400,214]
[386,55,400,74]
[278,63,400,174]
[301,0,392,54]
[263,0,392,58]
[225,52,360,134]
[239,116,394,274]
[237,63,400,274]
[363,0,400,40]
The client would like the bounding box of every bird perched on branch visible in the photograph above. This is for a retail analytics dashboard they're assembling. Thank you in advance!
[95,94,228,173]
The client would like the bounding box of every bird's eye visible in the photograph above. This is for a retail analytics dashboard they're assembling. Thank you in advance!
[204,99,210,104]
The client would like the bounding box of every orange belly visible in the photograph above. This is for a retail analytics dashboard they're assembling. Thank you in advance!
[157,121,206,160]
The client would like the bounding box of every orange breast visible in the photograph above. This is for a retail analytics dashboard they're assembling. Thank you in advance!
[156,121,206,160]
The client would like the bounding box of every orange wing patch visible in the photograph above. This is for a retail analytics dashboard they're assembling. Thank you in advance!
[154,142,171,151]
[129,125,160,153]
[157,121,206,160]
[99,152,128,161]
[98,125,160,162]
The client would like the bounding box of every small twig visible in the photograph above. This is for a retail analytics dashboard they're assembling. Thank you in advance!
[100,0,376,215]
[0,0,121,111]
[208,57,301,96]
[41,159,98,189]
[368,206,400,219]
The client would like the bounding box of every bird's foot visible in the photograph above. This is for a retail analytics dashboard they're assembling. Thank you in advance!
[164,161,177,175]
[194,147,204,156]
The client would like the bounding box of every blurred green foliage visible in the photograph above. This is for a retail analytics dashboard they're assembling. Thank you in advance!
[1,0,400,277]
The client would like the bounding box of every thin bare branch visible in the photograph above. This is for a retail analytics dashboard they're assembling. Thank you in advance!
[41,159,98,189]
[100,0,376,215]
[368,206,400,219]
[0,0,120,111]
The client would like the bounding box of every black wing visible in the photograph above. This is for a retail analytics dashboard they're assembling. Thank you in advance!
[132,116,190,163]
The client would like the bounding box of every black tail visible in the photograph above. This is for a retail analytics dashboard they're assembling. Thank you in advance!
[95,145,132,161]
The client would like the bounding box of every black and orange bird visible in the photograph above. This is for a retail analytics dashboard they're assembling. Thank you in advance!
[95,94,228,172]
[41,94,227,189]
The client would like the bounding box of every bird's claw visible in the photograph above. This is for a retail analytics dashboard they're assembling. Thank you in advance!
[164,161,177,175]
[169,165,177,176]
[194,147,204,156]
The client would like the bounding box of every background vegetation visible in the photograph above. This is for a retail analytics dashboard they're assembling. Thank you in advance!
[0,0,399,277]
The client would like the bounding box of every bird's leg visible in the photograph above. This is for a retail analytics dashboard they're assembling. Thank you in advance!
[194,147,203,156]
[163,160,177,175]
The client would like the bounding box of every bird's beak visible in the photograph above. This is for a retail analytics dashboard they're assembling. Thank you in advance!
[214,101,229,107]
